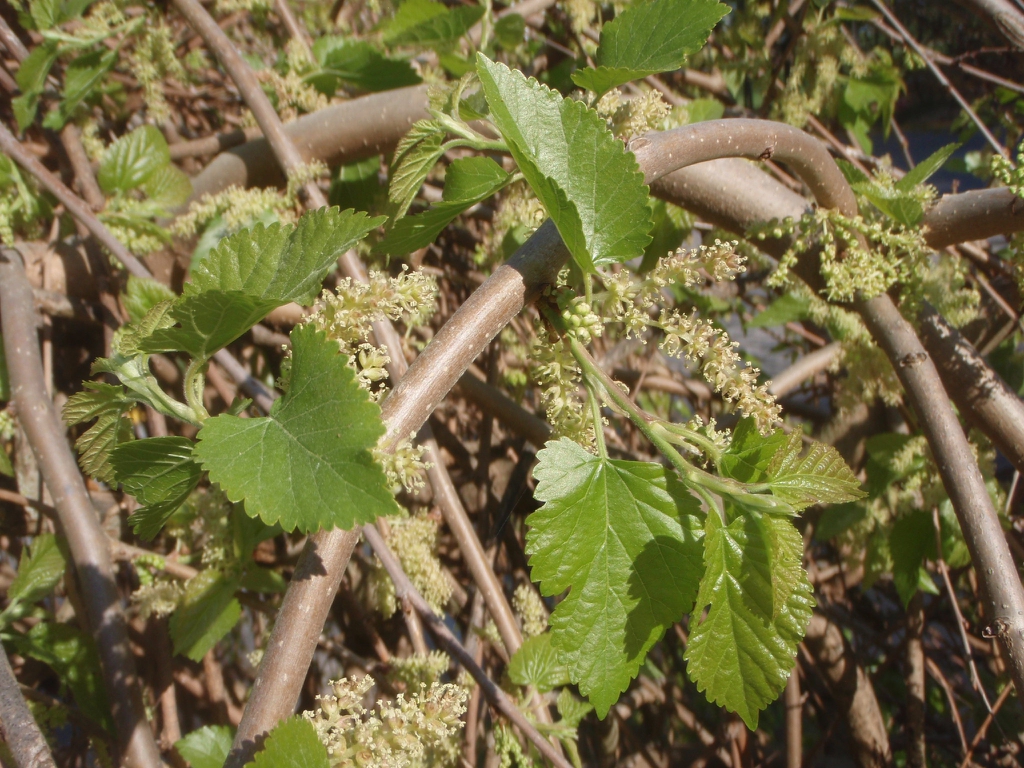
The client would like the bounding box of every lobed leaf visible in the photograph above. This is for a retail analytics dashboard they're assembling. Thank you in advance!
[188,208,385,306]
[311,37,421,94]
[6,534,67,610]
[194,324,398,533]
[684,512,812,730]
[383,0,485,49]
[527,438,704,716]
[122,276,177,325]
[388,121,448,223]
[477,55,653,272]
[42,47,116,130]
[571,0,728,96]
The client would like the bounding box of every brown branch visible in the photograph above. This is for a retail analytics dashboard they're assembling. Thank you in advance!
[768,342,842,398]
[361,523,573,768]
[906,593,927,768]
[0,250,163,768]
[0,642,57,768]
[785,671,802,768]
[954,0,1024,49]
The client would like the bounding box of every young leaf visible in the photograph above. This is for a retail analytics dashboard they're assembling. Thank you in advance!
[379,0,448,42]
[243,717,329,768]
[527,438,704,717]
[376,157,511,255]
[139,291,283,363]
[142,164,193,208]
[168,568,242,661]
[98,126,170,194]
[890,509,939,607]
[194,324,398,533]
[766,432,865,511]
[188,208,385,306]
[9,621,114,733]
[388,121,448,222]
[13,42,59,130]
[476,55,653,273]
[508,632,571,692]
[310,37,421,94]
[748,294,810,329]
[895,142,960,192]
[684,512,813,730]
[6,533,67,609]
[111,437,203,540]
[571,0,728,97]
[383,0,485,49]
[123,276,177,324]
[719,418,788,483]
[63,382,136,484]
[42,47,116,130]
[176,726,235,768]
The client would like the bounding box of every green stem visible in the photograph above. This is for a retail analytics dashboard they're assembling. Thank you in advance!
[586,381,607,459]
[654,421,723,467]
[183,357,211,422]
[568,335,790,515]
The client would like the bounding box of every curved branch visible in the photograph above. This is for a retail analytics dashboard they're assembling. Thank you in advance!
[0,251,163,768]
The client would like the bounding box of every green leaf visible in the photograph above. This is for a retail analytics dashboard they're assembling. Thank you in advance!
[686,97,725,123]
[98,126,170,194]
[168,568,242,661]
[852,181,923,226]
[310,37,421,93]
[388,121,448,222]
[556,688,594,729]
[28,0,91,29]
[377,157,511,255]
[494,13,526,49]
[13,42,59,130]
[188,208,385,306]
[938,500,971,569]
[239,565,287,593]
[527,438,704,717]
[814,502,867,541]
[123,276,177,324]
[684,512,812,730]
[111,437,203,541]
[720,418,788,483]
[508,632,571,692]
[890,509,939,607]
[380,0,448,41]
[7,534,67,608]
[117,299,177,357]
[748,294,810,328]
[476,55,653,272]
[383,0,485,49]
[864,432,922,498]
[330,156,384,212]
[63,382,136,484]
[895,142,960,192]
[42,47,116,130]
[176,726,235,768]
[570,0,728,96]
[139,291,282,362]
[142,164,193,208]
[0,448,12,478]
[8,621,113,733]
[194,324,398,533]
[243,717,329,768]
[765,432,865,511]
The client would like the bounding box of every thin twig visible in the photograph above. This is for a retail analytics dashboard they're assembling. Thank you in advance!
[870,0,1008,157]
[361,523,573,768]
[924,657,970,758]
[959,682,1014,768]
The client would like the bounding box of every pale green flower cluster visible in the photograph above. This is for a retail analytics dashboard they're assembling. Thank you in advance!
[172,186,299,238]
[494,722,534,768]
[657,308,781,433]
[386,512,452,615]
[375,433,430,492]
[213,0,272,15]
[512,584,547,638]
[0,408,15,442]
[303,676,468,768]
[131,578,183,620]
[596,89,678,139]
[774,19,860,128]
[255,70,329,122]
[387,651,451,689]
[80,120,106,162]
[991,145,1024,199]
[529,332,590,445]
[129,21,187,125]
[563,0,598,34]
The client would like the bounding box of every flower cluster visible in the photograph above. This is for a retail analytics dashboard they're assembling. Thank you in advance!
[529,332,590,444]
[387,651,451,689]
[386,511,452,615]
[131,578,183,620]
[129,21,187,125]
[375,433,430,493]
[657,309,781,433]
[596,89,678,139]
[512,584,547,638]
[171,186,300,238]
[303,676,468,768]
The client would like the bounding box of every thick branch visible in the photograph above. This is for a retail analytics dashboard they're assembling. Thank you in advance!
[0,251,163,768]
[954,0,1024,49]
[0,643,57,768]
